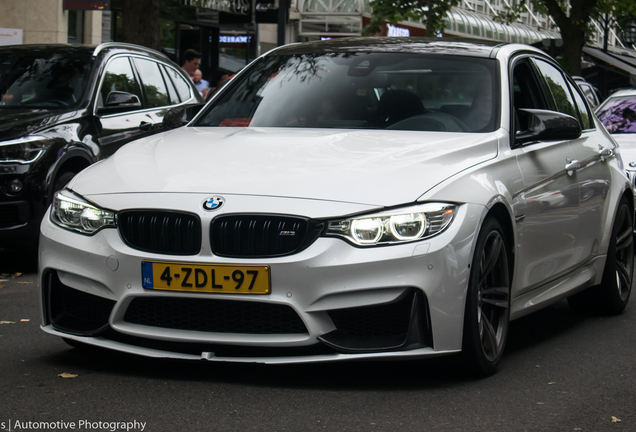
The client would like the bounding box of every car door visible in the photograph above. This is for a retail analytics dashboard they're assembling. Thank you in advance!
[510,57,583,295]
[94,55,157,158]
[533,58,613,265]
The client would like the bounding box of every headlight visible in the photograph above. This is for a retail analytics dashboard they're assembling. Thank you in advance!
[0,136,51,163]
[51,190,116,235]
[325,203,457,246]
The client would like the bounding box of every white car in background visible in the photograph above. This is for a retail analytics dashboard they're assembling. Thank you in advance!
[39,38,634,376]
[596,88,636,183]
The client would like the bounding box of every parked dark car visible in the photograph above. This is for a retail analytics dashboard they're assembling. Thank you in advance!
[573,76,602,108]
[0,43,203,248]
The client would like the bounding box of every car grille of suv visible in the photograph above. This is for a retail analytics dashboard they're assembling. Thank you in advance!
[210,214,324,258]
[118,210,201,255]
[124,297,308,334]
[0,205,20,228]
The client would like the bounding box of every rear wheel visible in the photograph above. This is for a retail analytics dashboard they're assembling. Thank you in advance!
[462,217,511,376]
[568,197,634,314]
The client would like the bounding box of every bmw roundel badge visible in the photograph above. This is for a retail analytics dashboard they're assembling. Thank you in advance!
[202,196,225,211]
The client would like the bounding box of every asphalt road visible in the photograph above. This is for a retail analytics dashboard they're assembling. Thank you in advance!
[1,249,634,432]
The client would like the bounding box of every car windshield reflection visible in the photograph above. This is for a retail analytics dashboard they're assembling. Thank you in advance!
[0,48,92,109]
[197,53,499,132]
[596,96,636,134]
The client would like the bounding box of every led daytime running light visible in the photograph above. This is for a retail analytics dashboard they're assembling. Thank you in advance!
[51,190,116,235]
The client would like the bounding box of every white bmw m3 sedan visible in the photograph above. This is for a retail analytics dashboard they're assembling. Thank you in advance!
[39,37,634,375]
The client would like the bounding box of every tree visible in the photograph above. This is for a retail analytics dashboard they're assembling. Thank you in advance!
[120,0,162,51]
[497,0,636,76]
[363,0,459,38]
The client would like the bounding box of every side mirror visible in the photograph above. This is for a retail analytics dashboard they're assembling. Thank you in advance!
[97,91,142,115]
[162,103,204,130]
[515,108,581,145]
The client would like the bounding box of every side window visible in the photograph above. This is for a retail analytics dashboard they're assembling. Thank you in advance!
[533,59,578,119]
[580,83,599,107]
[163,65,192,101]
[511,59,546,133]
[133,58,170,108]
[160,65,181,104]
[98,56,143,110]
[567,80,592,130]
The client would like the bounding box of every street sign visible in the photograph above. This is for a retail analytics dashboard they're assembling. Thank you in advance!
[0,28,23,46]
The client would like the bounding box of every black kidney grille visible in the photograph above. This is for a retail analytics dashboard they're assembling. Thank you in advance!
[211,215,323,258]
[118,211,201,255]
[124,297,308,334]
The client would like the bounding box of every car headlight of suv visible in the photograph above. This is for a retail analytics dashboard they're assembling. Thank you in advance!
[51,190,116,235]
[0,136,52,163]
[325,203,457,246]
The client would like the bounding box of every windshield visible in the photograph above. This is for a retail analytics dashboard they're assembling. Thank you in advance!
[0,48,92,109]
[197,53,498,132]
[596,96,636,134]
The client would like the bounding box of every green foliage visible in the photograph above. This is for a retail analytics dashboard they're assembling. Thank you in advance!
[363,0,459,36]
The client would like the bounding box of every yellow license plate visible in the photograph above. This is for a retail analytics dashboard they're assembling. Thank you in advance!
[142,261,270,294]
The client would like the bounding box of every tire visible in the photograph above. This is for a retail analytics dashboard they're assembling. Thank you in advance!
[462,217,511,376]
[568,197,634,314]
[53,171,76,194]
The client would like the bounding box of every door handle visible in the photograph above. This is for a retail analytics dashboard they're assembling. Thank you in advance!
[139,121,153,131]
[565,160,580,176]
[598,146,613,161]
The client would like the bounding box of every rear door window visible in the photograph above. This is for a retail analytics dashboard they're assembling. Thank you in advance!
[163,65,192,102]
[133,58,170,108]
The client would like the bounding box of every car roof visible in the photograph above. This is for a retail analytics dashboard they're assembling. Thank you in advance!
[0,43,171,62]
[270,37,506,58]
[607,88,636,98]
[0,44,95,55]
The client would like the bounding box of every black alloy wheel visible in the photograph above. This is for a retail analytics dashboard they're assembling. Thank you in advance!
[568,197,634,314]
[462,217,511,376]
[600,198,634,313]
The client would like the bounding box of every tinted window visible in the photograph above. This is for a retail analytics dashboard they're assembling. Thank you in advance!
[567,80,592,130]
[579,83,599,107]
[134,58,170,108]
[596,96,636,133]
[512,59,547,133]
[160,65,181,104]
[197,53,499,132]
[164,65,192,101]
[98,56,143,110]
[0,48,92,109]
[534,59,578,119]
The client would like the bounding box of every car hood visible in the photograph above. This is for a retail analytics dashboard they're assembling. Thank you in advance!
[72,127,499,207]
[613,134,636,168]
[0,108,76,141]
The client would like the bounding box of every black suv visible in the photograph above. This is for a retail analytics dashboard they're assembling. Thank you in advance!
[0,43,203,249]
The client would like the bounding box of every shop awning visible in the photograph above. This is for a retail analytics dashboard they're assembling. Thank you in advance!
[583,46,636,86]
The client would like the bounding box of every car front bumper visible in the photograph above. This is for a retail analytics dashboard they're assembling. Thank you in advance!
[39,197,484,364]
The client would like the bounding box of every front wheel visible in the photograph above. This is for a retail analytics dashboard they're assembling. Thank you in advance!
[462,217,511,376]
